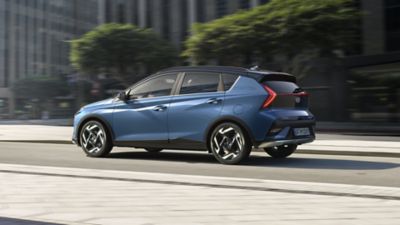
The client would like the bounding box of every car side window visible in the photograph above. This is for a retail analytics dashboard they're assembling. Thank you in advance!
[129,74,177,99]
[222,74,239,91]
[180,72,220,95]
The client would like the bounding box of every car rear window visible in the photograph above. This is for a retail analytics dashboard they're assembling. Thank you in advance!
[263,81,299,94]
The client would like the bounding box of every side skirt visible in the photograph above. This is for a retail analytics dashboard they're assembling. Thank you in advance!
[114,139,207,151]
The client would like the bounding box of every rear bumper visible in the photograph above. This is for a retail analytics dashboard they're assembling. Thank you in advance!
[254,118,316,148]
[257,137,314,148]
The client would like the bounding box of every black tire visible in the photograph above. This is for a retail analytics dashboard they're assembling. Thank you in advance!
[209,122,252,165]
[264,144,297,158]
[79,120,113,157]
[145,148,163,153]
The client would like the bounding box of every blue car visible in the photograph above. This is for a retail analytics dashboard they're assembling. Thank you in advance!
[72,66,315,164]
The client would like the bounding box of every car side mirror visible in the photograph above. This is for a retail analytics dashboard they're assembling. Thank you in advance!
[116,91,128,102]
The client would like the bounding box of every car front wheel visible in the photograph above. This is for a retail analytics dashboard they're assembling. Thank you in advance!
[264,144,297,158]
[209,122,251,165]
[80,120,113,157]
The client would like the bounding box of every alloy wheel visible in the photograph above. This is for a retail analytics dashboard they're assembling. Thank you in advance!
[80,121,112,157]
[210,123,251,164]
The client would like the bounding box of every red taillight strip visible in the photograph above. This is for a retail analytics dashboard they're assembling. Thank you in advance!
[262,85,277,109]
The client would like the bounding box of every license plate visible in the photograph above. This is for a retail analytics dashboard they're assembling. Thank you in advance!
[293,127,310,136]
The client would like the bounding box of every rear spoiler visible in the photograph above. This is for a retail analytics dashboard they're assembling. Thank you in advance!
[258,73,297,83]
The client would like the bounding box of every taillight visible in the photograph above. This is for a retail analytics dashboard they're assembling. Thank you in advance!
[262,85,277,109]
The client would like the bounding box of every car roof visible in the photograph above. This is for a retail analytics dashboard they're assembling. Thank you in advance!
[157,66,295,82]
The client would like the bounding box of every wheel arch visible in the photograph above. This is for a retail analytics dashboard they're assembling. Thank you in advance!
[76,115,114,146]
[204,116,255,153]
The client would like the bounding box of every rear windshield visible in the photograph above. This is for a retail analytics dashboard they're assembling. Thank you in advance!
[263,81,299,94]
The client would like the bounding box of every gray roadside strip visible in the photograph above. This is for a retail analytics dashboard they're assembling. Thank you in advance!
[1,140,400,158]
[1,167,400,201]
[0,140,72,144]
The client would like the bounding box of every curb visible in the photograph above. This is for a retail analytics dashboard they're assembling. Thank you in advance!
[0,140,72,145]
[296,149,400,158]
[1,140,399,158]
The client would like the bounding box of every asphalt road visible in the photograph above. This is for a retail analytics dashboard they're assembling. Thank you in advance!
[0,141,399,188]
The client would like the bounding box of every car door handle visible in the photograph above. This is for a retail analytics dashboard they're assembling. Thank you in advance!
[207,98,222,104]
[153,105,167,112]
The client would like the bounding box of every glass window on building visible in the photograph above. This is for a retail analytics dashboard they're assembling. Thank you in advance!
[385,0,400,51]
[117,3,126,23]
[196,0,205,22]
[239,0,250,9]
[216,0,227,18]
[180,0,188,41]
[146,0,153,28]
[161,0,170,40]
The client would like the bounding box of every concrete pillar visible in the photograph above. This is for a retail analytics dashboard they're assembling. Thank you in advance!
[169,0,183,47]
[204,0,216,22]
[152,0,163,34]
[251,0,260,8]
[188,0,197,25]
[8,2,17,116]
[138,0,147,28]
[361,0,385,55]
[97,0,106,24]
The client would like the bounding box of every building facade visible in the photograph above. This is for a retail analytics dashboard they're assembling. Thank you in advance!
[0,0,99,116]
[98,0,270,48]
[0,0,398,121]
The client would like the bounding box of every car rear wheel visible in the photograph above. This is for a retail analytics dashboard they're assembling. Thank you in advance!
[209,122,251,165]
[80,120,113,157]
[264,144,297,158]
[145,148,163,153]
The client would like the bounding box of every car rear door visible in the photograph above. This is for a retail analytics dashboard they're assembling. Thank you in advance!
[167,71,225,149]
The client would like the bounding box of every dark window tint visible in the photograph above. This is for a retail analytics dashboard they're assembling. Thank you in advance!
[180,72,220,94]
[129,74,177,99]
[264,81,299,93]
[222,74,238,91]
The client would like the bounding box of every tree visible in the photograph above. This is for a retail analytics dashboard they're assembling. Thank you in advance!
[70,24,179,83]
[183,0,360,67]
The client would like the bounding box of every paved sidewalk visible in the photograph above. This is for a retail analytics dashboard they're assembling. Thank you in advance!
[1,163,400,225]
[0,125,399,157]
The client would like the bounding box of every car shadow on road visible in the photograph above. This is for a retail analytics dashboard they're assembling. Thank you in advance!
[108,150,399,170]
[0,217,64,225]
[244,156,399,170]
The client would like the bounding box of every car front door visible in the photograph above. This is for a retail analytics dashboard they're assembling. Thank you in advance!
[168,71,225,149]
[112,73,178,147]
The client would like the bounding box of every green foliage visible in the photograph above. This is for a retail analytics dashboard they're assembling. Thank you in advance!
[13,76,70,100]
[70,24,178,82]
[184,0,360,65]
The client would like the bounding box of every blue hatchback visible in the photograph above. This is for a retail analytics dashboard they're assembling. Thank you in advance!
[72,66,315,164]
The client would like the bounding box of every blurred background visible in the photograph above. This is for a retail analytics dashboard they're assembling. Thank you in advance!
[0,0,399,126]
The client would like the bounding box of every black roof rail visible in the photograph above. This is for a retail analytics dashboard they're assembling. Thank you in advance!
[157,66,248,74]
[156,66,296,82]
